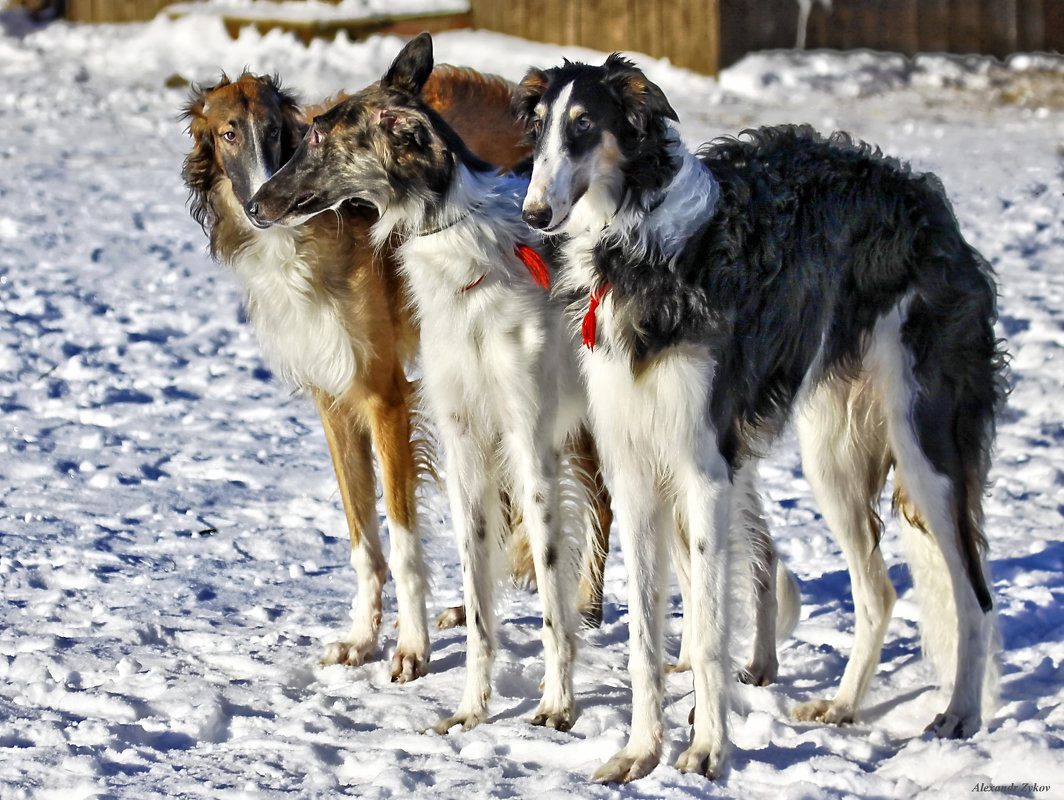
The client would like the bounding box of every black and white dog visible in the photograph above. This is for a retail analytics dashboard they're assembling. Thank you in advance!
[515,54,1007,782]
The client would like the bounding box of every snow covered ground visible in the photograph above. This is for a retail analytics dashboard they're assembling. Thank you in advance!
[1,8,1062,799]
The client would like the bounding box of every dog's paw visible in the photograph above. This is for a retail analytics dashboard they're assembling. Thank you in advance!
[664,659,691,674]
[530,703,575,732]
[925,711,978,739]
[792,698,854,726]
[319,639,375,667]
[675,740,726,780]
[435,605,466,629]
[591,746,661,784]
[738,658,778,686]
[432,710,485,734]
[390,648,429,684]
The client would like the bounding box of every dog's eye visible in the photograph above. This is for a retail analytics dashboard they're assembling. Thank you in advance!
[221,130,237,143]
[266,125,280,141]
[572,116,592,134]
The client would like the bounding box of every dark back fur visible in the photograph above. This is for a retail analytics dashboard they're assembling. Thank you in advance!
[598,125,1005,461]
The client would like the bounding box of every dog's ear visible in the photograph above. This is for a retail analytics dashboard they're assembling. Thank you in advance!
[378,107,431,149]
[603,53,678,137]
[382,32,435,96]
[512,67,550,134]
[262,74,307,159]
[181,78,229,237]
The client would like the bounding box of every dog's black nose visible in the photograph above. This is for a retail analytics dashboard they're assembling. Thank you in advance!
[522,204,553,231]
[244,200,271,229]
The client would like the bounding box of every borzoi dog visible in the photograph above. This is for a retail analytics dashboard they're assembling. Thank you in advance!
[244,34,600,733]
[514,55,1007,782]
[182,67,526,682]
[247,34,801,743]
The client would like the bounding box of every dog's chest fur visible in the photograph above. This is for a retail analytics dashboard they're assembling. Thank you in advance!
[221,191,365,398]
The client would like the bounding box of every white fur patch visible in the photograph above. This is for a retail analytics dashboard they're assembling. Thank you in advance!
[224,194,363,398]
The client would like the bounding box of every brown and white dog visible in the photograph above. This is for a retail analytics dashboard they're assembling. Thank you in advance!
[181,65,569,683]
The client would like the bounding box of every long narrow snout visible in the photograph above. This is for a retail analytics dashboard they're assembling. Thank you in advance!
[245,168,323,229]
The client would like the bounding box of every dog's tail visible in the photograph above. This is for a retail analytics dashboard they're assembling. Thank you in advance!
[897,512,1000,716]
[774,558,801,642]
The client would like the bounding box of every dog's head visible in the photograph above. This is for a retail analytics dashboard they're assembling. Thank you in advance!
[182,73,304,233]
[246,32,488,230]
[514,54,678,234]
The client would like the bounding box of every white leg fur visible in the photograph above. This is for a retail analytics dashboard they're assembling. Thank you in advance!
[673,448,732,778]
[321,517,387,668]
[432,421,504,732]
[592,468,669,783]
[500,393,579,729]
[387,521,430,683]
[585,348,731,781]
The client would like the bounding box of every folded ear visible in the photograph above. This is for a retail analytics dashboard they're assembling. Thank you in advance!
[261,74,306,159]
[512,67,550,132]
[382,32,435,96]
[603,53,678,138]
[378,107,430,149]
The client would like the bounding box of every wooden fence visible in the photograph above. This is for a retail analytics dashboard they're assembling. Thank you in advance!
[470,0,721,77]
[470,0,1064,75]
[723,0,1064,69]
[60,0,1064,76]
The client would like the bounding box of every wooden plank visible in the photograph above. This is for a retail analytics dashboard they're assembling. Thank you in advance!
[981,0,1018,56]
[1016,0,1045,52]
[949,0,984,53]
[719,0,749,66]
[627,0,664,62]
[918,0,952,52]
[1044,0,1064,52]
[893,0,920,55]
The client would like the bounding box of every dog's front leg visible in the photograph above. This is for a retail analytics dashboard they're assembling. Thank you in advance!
[366,371,430,684]
[673,451,732,779]
[592,468,669,783]
[314,391,387,669]
[504,426,578,731]
[433,425,502,733]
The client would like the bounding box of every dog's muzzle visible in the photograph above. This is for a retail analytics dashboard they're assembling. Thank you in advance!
[522,202,554,231]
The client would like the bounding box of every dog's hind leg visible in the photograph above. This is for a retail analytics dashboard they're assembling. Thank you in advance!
[734,461,785,687]
[367,366,431,684]
[875,305,995,738]
[568,425,613,628]
[792,378,894,726]
[315,392,388,669]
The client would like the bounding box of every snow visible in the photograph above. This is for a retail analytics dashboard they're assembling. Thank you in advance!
[1,8,1063,799]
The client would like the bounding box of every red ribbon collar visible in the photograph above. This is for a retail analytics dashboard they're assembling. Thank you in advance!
[459,243,552,295]
[582,284,611,351]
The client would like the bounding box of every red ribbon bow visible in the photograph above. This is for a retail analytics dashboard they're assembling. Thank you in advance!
[582,284,610,351]
[514,243,551,290]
